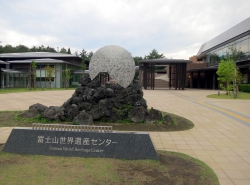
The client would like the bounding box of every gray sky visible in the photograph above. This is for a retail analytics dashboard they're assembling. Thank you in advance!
[0,0,249,59]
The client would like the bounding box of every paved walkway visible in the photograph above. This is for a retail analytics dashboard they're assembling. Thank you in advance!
[0,89,250,185]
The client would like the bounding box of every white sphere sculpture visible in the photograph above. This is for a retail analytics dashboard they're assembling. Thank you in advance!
[89,45,135,88]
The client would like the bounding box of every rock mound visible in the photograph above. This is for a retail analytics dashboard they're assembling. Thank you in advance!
[21,74,163,125]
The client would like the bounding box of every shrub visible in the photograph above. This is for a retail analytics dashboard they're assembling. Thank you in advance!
[238,84,250,93]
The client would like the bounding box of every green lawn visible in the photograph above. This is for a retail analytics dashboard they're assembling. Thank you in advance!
[0,146,219,185]
[0,88,75,94]
[207,91,250,100]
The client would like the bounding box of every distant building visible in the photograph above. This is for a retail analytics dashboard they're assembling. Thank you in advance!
[188,17,250,89]
[0,52,82,88]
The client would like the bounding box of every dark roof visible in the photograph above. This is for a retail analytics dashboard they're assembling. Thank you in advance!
[0,52,79,58]
[1,68,29,74]
[0,60,8,64]
[140,58,192,64]
[197,17,250,56]
[6,58,77,65]
[187,66,218,72]
[0,52,81,67]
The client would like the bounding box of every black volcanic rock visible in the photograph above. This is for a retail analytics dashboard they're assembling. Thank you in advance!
[145,108,163,124]
[128,106,148,123]
[42,106,65,121]
[19,103,48,118]
[73,110,93,125]
[20,74,163,125]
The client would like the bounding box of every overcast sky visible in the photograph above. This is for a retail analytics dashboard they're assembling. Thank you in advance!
[0,0,249,59]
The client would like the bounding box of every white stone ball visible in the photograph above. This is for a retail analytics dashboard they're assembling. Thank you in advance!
[89,45,135,88]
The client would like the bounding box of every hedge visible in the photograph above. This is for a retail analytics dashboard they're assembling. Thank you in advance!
[238,84,250,93]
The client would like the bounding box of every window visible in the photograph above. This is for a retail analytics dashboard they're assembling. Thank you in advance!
[240,38,249,53]
[36,77,54,81]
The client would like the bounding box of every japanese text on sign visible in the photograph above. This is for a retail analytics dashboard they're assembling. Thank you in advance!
[37,136,118,146]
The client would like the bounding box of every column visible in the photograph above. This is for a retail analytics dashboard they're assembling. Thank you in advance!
[6,63,10,87]
[198,72,200,88]
[169,65,172,89]
[204,72,207,89]
[55,64,62,88]
[191,72,193,88]
[213,72,216,90]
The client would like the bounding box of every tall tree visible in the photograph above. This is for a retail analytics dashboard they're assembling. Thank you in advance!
[45,46,57,53]
[28,61,37,90]
[29,46,38,52]
[62,68,73,88]
[15,45,29,52]
[60,48,67,54]
[133,56,143,66]
[88,51,94,60]
[227,45,244,97]
[2,45,15,53]
[228,45,246,61]
[216,59,242,96]
[74,51,79,56]
[133,56,142,80]
[80,49,89,70]
[44,65,55,89]
[144,49,165,59]
[67,48,71,54]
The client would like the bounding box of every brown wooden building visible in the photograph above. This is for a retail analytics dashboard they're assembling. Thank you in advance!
[139,59,191,90]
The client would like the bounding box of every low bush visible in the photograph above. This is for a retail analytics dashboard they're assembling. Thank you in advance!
[238,84,250,93]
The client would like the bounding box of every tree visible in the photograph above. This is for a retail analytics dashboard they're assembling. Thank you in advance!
[15,45,29,52]
[80,49,90,70]
[133,56,143,80]
[81,59,86,70]
[144,49,166,71]
[228,45,246,61]
[60,48,67,53]
[133,56,143,66]
[216,59,242,96]
[44,65,55,89]
[27,61,37,90]
[227,45,244,97]
[88,51,94,60]
[1,44,15,53]
[62,68,72,88]
[144,49,165,59]
[67,48,71,54]
[45,46,57,53]
[29,45,56,52]
[74,51,79,56]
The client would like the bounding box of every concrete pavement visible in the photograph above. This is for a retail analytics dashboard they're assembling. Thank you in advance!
[0,89,250,185]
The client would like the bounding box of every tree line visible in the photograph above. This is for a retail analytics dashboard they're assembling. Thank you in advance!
[0,44,166,70]
[1,44,166,88]
[0,44,58,53]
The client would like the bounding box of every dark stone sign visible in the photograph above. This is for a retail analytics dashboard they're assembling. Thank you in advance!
[3,128,158,160]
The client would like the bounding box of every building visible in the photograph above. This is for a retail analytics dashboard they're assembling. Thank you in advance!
[0,52,82,88]
[140,58,191,90]
[188,17,250,89]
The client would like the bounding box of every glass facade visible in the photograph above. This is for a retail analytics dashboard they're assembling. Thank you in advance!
[205,34,250,66]
[2,63,81,88]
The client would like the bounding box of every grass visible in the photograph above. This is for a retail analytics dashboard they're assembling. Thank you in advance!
[0,111,194,132]
[0,145,219,185]
[207,91,250,99]
[0,88,75,94]
[0,111,60,127]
